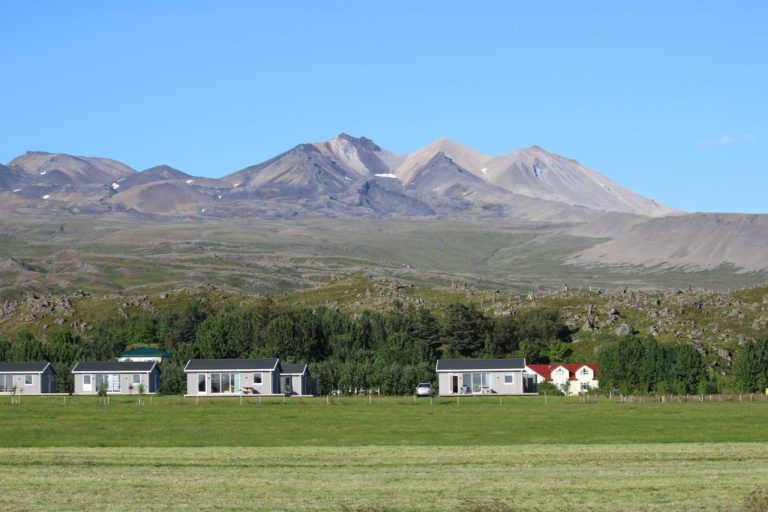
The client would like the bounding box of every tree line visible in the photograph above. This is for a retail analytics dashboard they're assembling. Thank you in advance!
[597,334,768,395]
[0,299,571,395]
[2,296,765,396]
[596,334,710,395]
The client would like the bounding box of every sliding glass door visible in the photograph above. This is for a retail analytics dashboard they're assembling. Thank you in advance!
[95,374,121,392]
[0,375,13,392]
[458,372,493,393]
[209,373,241,394]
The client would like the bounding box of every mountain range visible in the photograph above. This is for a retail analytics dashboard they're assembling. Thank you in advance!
[0,134,673,218]
[1,134,766,274]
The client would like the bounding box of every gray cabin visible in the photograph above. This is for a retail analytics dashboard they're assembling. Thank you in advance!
[280,363,312,396]
[0,362,55,394]
[72,361,160,395]
[436,358,537,396]
[184,359,282,396]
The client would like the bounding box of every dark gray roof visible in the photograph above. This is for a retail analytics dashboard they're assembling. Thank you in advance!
[0,362,52,373]
[72,361,157,373]
[436,358,526,372]
[281,363,307,375]
[184,359,280,372]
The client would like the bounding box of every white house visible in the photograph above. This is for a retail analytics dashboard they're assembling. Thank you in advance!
[525,363,599,396]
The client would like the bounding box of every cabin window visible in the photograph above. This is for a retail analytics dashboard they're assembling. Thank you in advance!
[25,375,33,385]
[198,374,206,393]
[580,367,590,376]
[132,374,141,385]
[504,373,514,384]
[254,373,263,384]
[581,383,590,392]
[83,375,91,385]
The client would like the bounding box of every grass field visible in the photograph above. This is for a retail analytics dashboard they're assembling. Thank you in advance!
[1,395,768,447]
[1,444,766,511]
[1,396,768,510]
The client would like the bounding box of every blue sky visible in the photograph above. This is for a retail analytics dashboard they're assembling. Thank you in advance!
[1,1,765,213]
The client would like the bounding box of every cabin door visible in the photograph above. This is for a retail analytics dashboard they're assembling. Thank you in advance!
[452,375,459,394]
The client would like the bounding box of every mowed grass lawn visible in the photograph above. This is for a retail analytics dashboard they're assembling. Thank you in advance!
[1,396,768,510]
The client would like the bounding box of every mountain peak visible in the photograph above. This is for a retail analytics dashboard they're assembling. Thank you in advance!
[424,137,473,151]
[8,151,135,185]
[330,133,382,152]
[395,138,491,184]
[311,133,403,176]
[484,147,675,216]
[142,164,186,174]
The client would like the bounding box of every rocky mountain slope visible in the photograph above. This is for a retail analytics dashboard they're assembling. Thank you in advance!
[9,151,135,185]
[483,145,673,216]
[570,213,768,272]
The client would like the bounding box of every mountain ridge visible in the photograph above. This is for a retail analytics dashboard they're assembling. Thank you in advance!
[0,134,676,219]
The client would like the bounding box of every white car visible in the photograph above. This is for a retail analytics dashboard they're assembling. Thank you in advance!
[415,382,432,397]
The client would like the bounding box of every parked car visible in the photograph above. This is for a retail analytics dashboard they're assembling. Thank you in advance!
[415,382,432,397]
